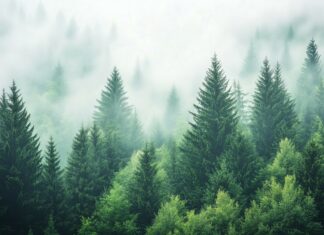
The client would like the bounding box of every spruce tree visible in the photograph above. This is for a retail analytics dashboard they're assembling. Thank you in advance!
[130,144,160,232]
[43,137,65,234]
[232,81,248,126]
[128,110,144,152]
[251,60,297,161]
[0,82,43,235]
[316,80,324,123]
[44,215,59,235]
[178,55,237,209]
[65,127,94,234]
[94,67,132,168]
[297,39,322,144]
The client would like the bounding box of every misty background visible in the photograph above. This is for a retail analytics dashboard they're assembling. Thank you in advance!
[1,0,324,163]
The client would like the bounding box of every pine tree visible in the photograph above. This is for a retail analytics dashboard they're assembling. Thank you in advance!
[65,127,94,234]
[0,82,43,235]
[130,144,160,232]
[251,60,297,161]
[316,80,324,123]
[297,39,322,144]
[128,110,144,152]
[94,67,132,167]
[178,55,237,209]
[43,137,65,234]
[232,81,248,126]
[94,67,131,134]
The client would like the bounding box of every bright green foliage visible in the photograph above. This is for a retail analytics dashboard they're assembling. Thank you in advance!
[0,82,43,235]
[65,127,94,234]
[129,144,160,232]
[299,129,324,223]
[268,138,302,183]
[43,137,66,233]
[147,196,186,235]
[183,191,239,235]
[79,183,138,235]
[179,55,237,209]
[44,215,59,235]
[205,160,242,205]
[251,60,297,161]
[241,176,323,235]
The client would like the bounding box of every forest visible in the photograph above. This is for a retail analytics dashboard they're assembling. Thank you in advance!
[1,38,324,235]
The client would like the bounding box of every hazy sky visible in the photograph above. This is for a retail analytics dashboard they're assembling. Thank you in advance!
[1,0,324,157]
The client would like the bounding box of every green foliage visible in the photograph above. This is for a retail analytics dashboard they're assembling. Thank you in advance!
[241,176,323,235]
[44,215,59,235]
[179,55,237,209]
[43,137,66,234]
[0,82,43,235]
[147,196,186,235]
[129,144,160,232]
[164,86,180,137]
[128,110,144,151]
[232,81,249,126]
[268,138,302,183]
[251,60,297,161]
[79,183,138,235]
[65,127,94,234]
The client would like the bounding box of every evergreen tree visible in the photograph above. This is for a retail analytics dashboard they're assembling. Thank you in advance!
[297,39,322,144]
[65,127,94,234]
[43,137,65,234]
[178,55,237,209]
[232,81,248,126]
[316,79,324,123]
[241,176,323,234]
[0,82,43,235]
[251,60,297,161]
[94,67,132,167]
[48,63,67,101]
[129,144,160,232]
[128,110,144,151]
[241,41,258,77]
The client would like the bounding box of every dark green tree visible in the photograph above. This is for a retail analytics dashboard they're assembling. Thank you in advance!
[178,55,237,209]
[44,215,59,235]
[43,137,65,234]
[251,60,297,161]
[0,82,43,235]
[129,144,160,232]
[65,127,94,234]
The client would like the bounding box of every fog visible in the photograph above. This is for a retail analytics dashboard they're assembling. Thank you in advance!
[1,0,324,162]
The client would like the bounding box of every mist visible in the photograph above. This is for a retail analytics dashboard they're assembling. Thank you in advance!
[1,0,324,161]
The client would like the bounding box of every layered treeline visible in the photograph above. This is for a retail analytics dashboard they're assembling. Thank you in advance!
[0,39,323,235]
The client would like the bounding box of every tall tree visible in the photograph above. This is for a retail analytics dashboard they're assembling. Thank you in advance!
[297,39,322,144]
[232,81,249,126]
[128,110,144,152]
[178,55,237,209]
[316,80,324,123]
[94,67,132,167]
[65,127,94,234]
[251,60,297,161]
[129,144,160,232]
[0,82,43,235]
[43,137,65,234]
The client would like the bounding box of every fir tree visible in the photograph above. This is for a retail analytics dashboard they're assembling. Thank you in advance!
[178,55,237,209]
[232,81,249,126]
[297,39,322,144]
[0,82,43,235]
[65,127,94,234]
[43,137,65,234]
[130,144,160,232]
[316,80,324,123]
[128,110,144,152]
[251,60,297,161]
[44,215,59,235]
[241,41,258,77]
